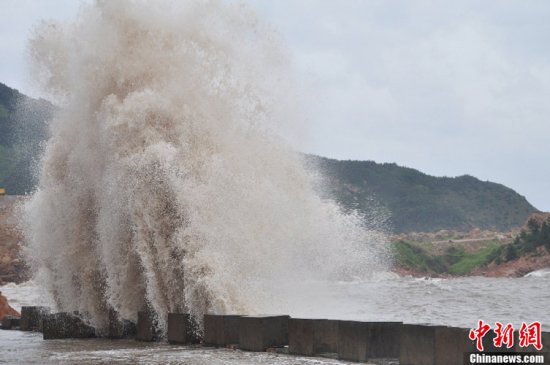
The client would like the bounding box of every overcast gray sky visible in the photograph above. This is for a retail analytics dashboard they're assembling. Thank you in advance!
[1,0,549,211]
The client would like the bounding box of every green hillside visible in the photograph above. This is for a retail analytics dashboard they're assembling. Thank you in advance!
[311,156,537,233]
[392,214,550,276]
[0,82,538,233]
[0,83,53,195]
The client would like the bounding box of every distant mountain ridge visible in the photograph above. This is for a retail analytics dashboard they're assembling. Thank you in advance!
[0,82,538,233]
[0,83,53,195]
[311,156,537,233]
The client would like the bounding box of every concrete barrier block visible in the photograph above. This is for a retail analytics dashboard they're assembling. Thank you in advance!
[20,306,50,331]
[239,315,289,351]
[108,309,123,339]
[289,319,339,356]
[401,325,511,365]
[366,321,402,358]
[313,319,338,354]
[401,325,471,365]
[434,327,476,365]
[42,313,63,339]
[42,312,96,340]
[399,324,438,365]
[107,309,136,339]
[337,320,368,361]
[338,321,401,361]
[204,314,241,346]
[136,311,156,342]
[167,313,200,344]
[289,318,315,356]
[1,315,20,329]
[122,320,137,337]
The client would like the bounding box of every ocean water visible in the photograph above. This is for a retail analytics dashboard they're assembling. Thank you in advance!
[1,272,548,364]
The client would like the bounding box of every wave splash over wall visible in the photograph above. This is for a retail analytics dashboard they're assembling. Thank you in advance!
[23,0,388,334]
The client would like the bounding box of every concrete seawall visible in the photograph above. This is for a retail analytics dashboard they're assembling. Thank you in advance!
[20,306,50,331]
[239,315,289,351]
[167,313,200,344]
[288,318,338,356]
[2,308,548,364]
[42,312,95,340]
[204,314,241,346]
[136,311,157,341]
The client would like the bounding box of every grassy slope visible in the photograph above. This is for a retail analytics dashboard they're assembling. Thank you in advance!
[392,216,550,276]
[392,240,503,276]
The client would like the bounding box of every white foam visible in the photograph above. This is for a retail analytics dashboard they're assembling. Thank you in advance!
[0,281,52,312]
[524,268,550,278]
[23,0,388,334]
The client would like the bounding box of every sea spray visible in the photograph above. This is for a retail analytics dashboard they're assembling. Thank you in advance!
[23,0,389,334]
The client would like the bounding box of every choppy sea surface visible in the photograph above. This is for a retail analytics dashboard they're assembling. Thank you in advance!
[1,271,549,364]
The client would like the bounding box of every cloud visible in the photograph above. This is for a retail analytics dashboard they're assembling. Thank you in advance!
[250,0,550,210]
[2,0,549,210]
[0,0,84,95]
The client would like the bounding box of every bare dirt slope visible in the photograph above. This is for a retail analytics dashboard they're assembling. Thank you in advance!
[0,196,28,285]
[471,246,550,277]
